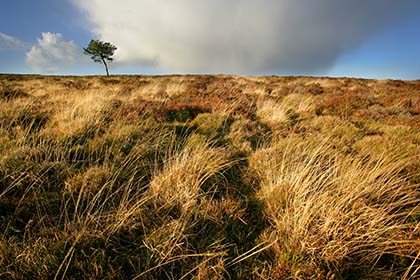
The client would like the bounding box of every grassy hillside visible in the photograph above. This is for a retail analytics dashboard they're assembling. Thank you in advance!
[0,74,419,279]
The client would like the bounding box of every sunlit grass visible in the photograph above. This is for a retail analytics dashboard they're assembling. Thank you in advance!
[0,74,419,279]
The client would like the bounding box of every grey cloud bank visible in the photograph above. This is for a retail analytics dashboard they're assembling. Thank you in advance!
[74,1,418,74]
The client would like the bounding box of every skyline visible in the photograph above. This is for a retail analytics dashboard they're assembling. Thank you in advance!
[1,0,420,79]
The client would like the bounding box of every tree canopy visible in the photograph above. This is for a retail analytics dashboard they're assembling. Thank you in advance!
[84,40,117,76]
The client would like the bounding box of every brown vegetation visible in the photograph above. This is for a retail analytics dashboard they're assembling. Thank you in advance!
[0,74,419,279]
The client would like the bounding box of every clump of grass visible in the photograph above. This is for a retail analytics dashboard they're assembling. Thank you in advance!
[256,99,290,127]
[256,96,310,131]
[250,136,420,278]
[190,112,231,139]
[299,116,362,151]
[227,117,269,153]
[148,134,232,215]
[162,99,213,122]
[282,93,316,115]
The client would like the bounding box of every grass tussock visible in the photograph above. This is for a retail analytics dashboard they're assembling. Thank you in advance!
[0,74,419,279]
[250,137,419,278]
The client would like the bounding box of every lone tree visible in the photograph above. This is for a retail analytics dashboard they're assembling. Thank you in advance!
[84,40,117,76]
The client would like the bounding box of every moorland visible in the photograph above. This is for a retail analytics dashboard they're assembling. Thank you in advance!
[0,74,419,279]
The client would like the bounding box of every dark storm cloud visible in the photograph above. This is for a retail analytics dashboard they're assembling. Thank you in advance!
[73,0,419,74]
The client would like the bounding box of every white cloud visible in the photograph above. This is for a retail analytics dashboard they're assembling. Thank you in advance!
[0,33,30,51]
[73,0,418,74]
[26,32,85,73]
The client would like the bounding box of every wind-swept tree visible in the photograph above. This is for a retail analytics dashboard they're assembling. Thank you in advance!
[84,40,117,76]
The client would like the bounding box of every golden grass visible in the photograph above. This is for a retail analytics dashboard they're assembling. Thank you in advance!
[148,135,232,214]
[250,136,420,277]
[256,99,290,127]
[0,74,419,279]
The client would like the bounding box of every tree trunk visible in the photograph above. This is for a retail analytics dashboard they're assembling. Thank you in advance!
[102,58,109,76]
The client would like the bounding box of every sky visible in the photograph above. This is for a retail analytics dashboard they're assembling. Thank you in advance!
[1,0,420,79]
